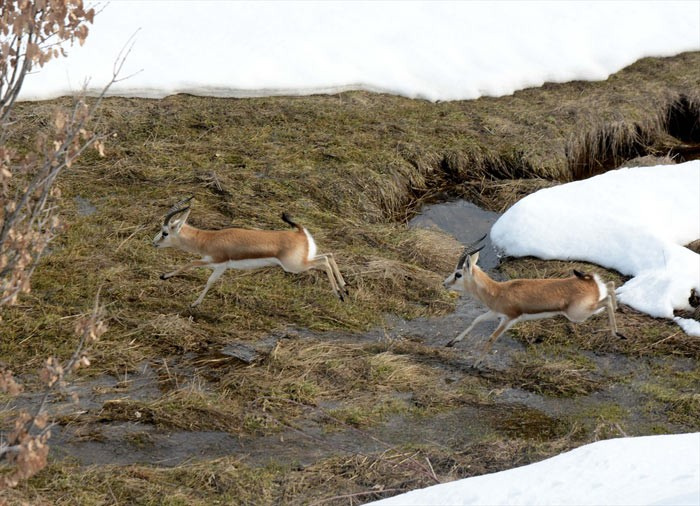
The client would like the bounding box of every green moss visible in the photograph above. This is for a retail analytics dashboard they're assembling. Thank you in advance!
[639,383,700,430]
[491,406,573,441]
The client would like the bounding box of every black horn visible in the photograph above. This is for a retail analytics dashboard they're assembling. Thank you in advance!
[167,195,194,213]
[456,248,470,270]
[163,206,190,227]
[456,234,487,269]
[163,196,194,226]
[465,233,487,254]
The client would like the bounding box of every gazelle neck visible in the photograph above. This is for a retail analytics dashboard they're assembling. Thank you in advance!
[470,266,501,303]
[173,224,206,254]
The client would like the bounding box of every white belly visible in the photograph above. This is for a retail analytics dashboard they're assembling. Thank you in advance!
[519,311,563,322]
[224,258,281,270]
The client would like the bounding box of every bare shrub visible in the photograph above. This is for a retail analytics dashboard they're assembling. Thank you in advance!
[0,292,107,489]
[0,0,118,490]
[0,0,106,308]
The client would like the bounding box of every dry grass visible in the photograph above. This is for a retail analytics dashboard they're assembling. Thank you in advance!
[507,352,605,397]
[5,437,582,506]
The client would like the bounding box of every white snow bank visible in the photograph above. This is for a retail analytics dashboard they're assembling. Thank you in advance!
[490,162,700,335]
[18,1,700,102]
[369,433,700,506]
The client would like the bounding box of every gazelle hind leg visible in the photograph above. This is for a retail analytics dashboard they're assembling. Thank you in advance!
[327,254,348,296]
[609,298,620,336]
[597,282,622,338]
[603,293,623,338]
[314,253,348,297]
[191,264,227,307]
[446,310,498,347]
[308,256,344,301]
[606,282,618,311]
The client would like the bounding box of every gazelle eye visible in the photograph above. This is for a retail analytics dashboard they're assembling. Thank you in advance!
[454,272,462,279]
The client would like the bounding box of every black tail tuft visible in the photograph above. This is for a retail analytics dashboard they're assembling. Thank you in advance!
[573,269,591,280]
[282,212,302,230]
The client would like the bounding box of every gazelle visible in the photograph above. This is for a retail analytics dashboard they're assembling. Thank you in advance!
[153,197,348,307]
[443,235,620,361]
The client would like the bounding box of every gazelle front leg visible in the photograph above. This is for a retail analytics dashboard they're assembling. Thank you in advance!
[446,310,498,347]
[479,316,516,354]
[474,315,517,366]
[191,264,228,307]
[161,259,211,280]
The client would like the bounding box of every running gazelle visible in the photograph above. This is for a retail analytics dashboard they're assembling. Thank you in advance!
[153,197,348,306]
[443,235,620,361]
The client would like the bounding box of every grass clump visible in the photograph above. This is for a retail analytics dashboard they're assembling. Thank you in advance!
[507,351,605,397]
[8,436,581,506]
[491,406,576,441]
[637,363,700,430]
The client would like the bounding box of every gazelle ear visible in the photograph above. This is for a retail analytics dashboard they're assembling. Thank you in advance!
[171,208,191,233]
[467,251,480,272]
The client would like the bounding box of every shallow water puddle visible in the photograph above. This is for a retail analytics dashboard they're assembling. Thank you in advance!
[409,199,501,270]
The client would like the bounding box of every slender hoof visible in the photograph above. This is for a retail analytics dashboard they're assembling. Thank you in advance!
[160,273,168,280]
[445,340,456,348]
[190,301,201,308]
[616,332,627,340]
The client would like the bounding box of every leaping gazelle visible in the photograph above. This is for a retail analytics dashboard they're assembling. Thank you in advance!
[153,197,348,307]
[443,235,620,362]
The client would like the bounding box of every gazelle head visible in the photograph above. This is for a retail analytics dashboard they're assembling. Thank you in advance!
[153,197,193,248]
[443,234,486,292]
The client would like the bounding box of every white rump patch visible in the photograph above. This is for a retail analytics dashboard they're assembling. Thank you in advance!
[593,273,608,301]
[303,228,317,261]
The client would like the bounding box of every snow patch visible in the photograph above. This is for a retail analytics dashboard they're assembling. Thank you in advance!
[18,1,700,102]
[369,433,700,506]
